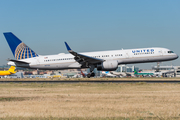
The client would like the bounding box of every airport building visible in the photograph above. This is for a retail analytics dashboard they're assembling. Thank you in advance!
[87,65,137,77]
[152,66,180,77]
[116,65,138,73]
[1,65,180,78]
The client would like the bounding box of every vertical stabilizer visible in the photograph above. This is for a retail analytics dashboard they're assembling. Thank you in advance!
[3,32,38,60]
[81,70,86,77]
[8,66,16,74]
[134,69,138,75]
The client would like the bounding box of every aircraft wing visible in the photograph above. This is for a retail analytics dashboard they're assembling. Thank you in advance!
[65,42,104,64]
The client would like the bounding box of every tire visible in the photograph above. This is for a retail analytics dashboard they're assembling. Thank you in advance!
[87,74,91,78]
[91,72,95,77]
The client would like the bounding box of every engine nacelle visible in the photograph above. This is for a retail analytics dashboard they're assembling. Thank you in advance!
[97,60,118,71]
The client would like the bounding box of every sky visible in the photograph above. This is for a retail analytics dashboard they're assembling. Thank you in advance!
[0,0,180,69]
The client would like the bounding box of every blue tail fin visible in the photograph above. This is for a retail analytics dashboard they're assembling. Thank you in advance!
[3,32,38,60]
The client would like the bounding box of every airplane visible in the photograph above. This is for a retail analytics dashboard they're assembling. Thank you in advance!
[3,32,178,78]
[134,69,154,77]
[72,74,81,78]
[108,69,152,77]
[110,71,133,77]
[0,66,16,76]
[80,70,88,78]
[102,71,117,77]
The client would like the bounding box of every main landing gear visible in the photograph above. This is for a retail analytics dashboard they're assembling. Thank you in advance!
[87,65,95,78]
[87,72,95,78]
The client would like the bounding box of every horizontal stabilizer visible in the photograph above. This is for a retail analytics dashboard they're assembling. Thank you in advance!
[7,59,30,64]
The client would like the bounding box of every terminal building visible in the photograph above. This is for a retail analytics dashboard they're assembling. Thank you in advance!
[152,66,180,77]
[116,65,138,73]
[1,65,180,78]
[88,65,137,77]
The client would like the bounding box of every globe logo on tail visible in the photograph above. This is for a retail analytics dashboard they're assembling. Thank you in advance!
[15,42,38,60]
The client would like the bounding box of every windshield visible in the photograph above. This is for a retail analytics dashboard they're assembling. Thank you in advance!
[168,51,174,53]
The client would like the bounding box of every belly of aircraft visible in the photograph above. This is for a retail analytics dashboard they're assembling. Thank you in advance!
[119,55,177,64]
[29,62,81,70]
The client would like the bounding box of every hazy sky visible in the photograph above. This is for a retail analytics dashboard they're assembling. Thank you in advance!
[0,0,180,69]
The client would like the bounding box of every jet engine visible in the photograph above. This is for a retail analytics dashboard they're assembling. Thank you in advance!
[97,60,118,71]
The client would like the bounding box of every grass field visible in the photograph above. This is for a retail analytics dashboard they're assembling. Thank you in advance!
[1,77,180,81]
[0,82,180,120]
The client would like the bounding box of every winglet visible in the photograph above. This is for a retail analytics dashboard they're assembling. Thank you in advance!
[65,42,72,51]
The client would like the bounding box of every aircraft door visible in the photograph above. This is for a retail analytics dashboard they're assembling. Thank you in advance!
[125,51,132,58]
[36,58,40,65]
[126,53,129,58]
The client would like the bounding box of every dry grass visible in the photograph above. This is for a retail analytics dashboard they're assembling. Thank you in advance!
[0,83,180,119]
[1,77,180,81]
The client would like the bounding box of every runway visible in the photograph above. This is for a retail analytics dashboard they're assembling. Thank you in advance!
[1,80,180,83]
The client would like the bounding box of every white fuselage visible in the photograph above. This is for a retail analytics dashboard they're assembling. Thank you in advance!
[102,71,117,77]
[8,47,178,70]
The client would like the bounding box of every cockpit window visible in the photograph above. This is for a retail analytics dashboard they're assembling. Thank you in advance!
[168,51,174,53]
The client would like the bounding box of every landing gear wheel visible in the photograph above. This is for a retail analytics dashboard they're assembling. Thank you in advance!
[87,72,95,78]
[87,74,91,78]
[91,72,95,77]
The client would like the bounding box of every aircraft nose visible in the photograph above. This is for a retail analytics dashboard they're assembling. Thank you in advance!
[175,54,179,59]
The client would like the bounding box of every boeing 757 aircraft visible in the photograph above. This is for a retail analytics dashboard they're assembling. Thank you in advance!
[3,32,178,78]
